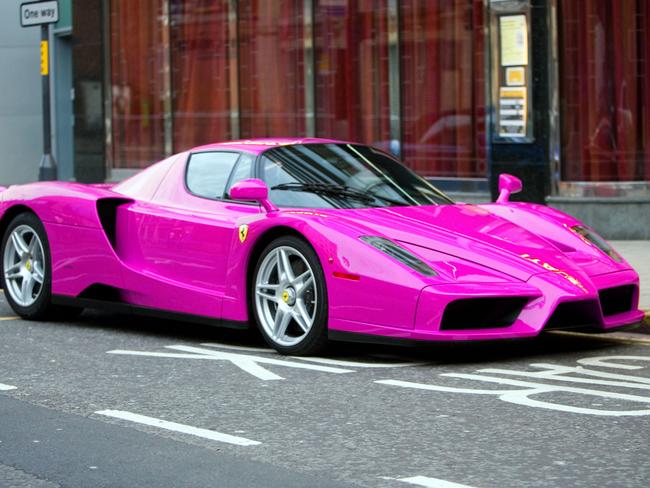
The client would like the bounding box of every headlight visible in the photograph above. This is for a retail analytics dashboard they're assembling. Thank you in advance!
[359,236,437,276]
[571,225,622,262]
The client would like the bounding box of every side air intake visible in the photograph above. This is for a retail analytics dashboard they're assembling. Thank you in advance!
[96,198,132,248]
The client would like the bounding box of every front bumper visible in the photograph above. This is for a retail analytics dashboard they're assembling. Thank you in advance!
[328,269,643,342]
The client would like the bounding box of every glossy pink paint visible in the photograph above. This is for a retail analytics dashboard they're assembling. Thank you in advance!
[229,179,278,212]
[496,173,523,203]
[0,138,643,343]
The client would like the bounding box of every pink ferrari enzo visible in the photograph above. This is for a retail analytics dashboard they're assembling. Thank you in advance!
[0,139,643,354]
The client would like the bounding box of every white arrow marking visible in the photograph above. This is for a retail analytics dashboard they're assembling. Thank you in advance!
[95,410,260,446]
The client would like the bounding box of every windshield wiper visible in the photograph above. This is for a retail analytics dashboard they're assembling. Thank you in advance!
[271,182,375,203]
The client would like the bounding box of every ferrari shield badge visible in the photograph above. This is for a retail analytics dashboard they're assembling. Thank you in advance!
[238,224,249,243]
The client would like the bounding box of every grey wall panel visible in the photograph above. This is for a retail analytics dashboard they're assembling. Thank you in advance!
[0,0,42,185]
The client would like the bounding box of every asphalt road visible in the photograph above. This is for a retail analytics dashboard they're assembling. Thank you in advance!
[1,293,650,488]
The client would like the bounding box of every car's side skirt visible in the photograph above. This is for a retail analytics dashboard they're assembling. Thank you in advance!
[51,294,249,330]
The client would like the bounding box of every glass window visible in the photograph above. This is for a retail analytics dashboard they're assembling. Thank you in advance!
[186,152,241,199]
[110,0,167,169]
[170,0,231,151]
[314,1,391,147]
[260,143,453,209]
[225,154,254,197]
[238,1,305,137]
[559,0,650,182]
[400,0,487,178]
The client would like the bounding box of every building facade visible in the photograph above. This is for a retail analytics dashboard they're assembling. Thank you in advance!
[5,0,650,237]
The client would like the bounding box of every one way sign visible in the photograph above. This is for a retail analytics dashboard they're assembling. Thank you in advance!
[20,1,59,27]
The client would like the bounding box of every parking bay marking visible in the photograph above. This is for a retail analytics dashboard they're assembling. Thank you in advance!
[377,355,650,416]
[0,383,17,391]
[107,344,424,381]
[95,410,260,446]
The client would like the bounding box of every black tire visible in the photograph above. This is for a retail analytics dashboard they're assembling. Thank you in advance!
[1,212,82,320]
[251,235,328,355]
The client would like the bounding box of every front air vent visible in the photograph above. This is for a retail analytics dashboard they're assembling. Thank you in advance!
[544,300,600,330]
[440,297,528,330]
[599,285,635,317]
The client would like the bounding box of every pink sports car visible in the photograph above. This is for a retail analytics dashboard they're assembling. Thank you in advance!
[0,139,643,354]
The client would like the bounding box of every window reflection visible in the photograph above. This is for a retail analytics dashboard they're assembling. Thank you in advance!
[400,0,486,178]
[559,0,650,182]
[238,0,306,138]
[171,0,231,152]
[110,0,167,169]
[314,0,391,146]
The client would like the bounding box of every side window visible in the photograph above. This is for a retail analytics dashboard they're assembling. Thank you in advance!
[225,153,254,197]
[186,152,240,199]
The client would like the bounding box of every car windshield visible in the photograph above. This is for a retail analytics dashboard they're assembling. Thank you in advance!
[259,143,454,209]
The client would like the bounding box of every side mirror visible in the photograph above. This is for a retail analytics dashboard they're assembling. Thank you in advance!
[496,174,523,203]
[229,179,277,212]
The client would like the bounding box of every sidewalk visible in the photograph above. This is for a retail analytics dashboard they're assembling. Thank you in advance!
[611,241,650,331]
[612,241,649,310]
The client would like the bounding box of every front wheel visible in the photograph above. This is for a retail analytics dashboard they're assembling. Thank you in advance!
[251,236,328,355]
[2,212,81,320]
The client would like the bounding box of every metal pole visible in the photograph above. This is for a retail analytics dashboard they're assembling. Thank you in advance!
[39,23,57,181]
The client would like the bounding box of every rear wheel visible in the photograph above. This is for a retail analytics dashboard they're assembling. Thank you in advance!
[2,212,81,320]
[252,236,328,355]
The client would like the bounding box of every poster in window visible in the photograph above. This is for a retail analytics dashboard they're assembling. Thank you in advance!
[505,66,525,86]
[498,87,527,137]
[499,15,528,67]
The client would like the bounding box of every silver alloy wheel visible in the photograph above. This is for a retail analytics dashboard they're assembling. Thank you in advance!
[254,246,317,347]
[3,224,45,307]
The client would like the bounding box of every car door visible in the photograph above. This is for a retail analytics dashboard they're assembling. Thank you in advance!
[118,151,259,318]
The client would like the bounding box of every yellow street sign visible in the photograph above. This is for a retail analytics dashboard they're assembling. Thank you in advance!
[40,40,48,76]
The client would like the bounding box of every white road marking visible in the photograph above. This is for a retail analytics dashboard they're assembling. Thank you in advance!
[577,356,650,370]
[294,356,421,368]
[0,383,16,391]
[377,355,650,416]
[108,345,353,381]
[383,475,477,488]
[199,343,424,368]
[478,363,650,389]
[95,410,261,446]
[200,343,273,353]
